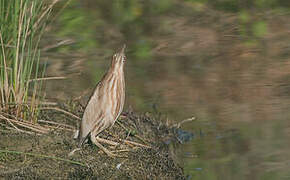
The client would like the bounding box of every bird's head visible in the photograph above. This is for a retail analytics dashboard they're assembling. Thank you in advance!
[111,44,126,71]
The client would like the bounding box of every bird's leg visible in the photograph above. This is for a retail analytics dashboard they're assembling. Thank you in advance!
[90,133,116,157]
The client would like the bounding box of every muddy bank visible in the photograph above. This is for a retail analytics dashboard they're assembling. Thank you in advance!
[0,102,186,179]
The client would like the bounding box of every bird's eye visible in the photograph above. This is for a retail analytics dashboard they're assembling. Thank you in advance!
[113,54,117,58]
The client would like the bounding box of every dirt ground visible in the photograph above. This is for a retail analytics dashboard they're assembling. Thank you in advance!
[0,102,186,179]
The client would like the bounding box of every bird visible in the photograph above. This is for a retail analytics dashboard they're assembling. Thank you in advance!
[78,45,126,156]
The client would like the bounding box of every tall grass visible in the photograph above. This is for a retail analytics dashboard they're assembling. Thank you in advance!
[0,0,58,127]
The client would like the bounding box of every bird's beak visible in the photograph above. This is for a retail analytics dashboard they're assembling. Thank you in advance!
[120,44,126,54]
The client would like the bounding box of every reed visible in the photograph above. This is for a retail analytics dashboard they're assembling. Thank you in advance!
[0,0,58,124]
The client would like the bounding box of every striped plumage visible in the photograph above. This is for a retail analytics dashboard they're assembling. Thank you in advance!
[78,45,126,148]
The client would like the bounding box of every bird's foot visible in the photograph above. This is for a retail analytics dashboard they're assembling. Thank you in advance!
[91,136,118,157]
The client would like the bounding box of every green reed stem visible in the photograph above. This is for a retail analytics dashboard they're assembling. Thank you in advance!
[0,0,58,121]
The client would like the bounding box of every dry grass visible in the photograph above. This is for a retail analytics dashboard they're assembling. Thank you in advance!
[0,102,186,179]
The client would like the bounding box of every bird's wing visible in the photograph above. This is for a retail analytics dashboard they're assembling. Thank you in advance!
[79,84,104,139]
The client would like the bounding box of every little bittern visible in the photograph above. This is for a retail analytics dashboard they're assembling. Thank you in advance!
[78,45,126,156]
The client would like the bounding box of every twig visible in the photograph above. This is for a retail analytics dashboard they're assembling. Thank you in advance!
[38,101,58,106]
[68,148,81,157]
[10,120,49,134]
[0,115,21,132]
[39,107,81,120]
[111,149,132,153]
[42,124,74,132]
[174,116,196,128]
[0,126,38,135]
[116,121,151,144]
[122,139,151,149]
[0,121,38,135]
[0,114,49,134]
[38,119,75,130]
[42,39,75,51]
[0,121,36,135]
[28,76,67,82]
[0,149,86,167]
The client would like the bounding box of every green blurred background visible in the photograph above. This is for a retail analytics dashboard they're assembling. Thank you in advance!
[42,0,290,179]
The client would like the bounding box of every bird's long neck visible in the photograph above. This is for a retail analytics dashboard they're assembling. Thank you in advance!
[110,63,124,76]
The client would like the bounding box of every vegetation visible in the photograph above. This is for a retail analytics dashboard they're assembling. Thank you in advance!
[0,0,58,128]
[1,0,290,179]
[0,107,186,179]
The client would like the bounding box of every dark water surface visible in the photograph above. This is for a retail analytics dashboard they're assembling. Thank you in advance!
[43,0,290,179]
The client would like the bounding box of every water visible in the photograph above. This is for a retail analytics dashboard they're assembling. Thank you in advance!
[43,0,290,179]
